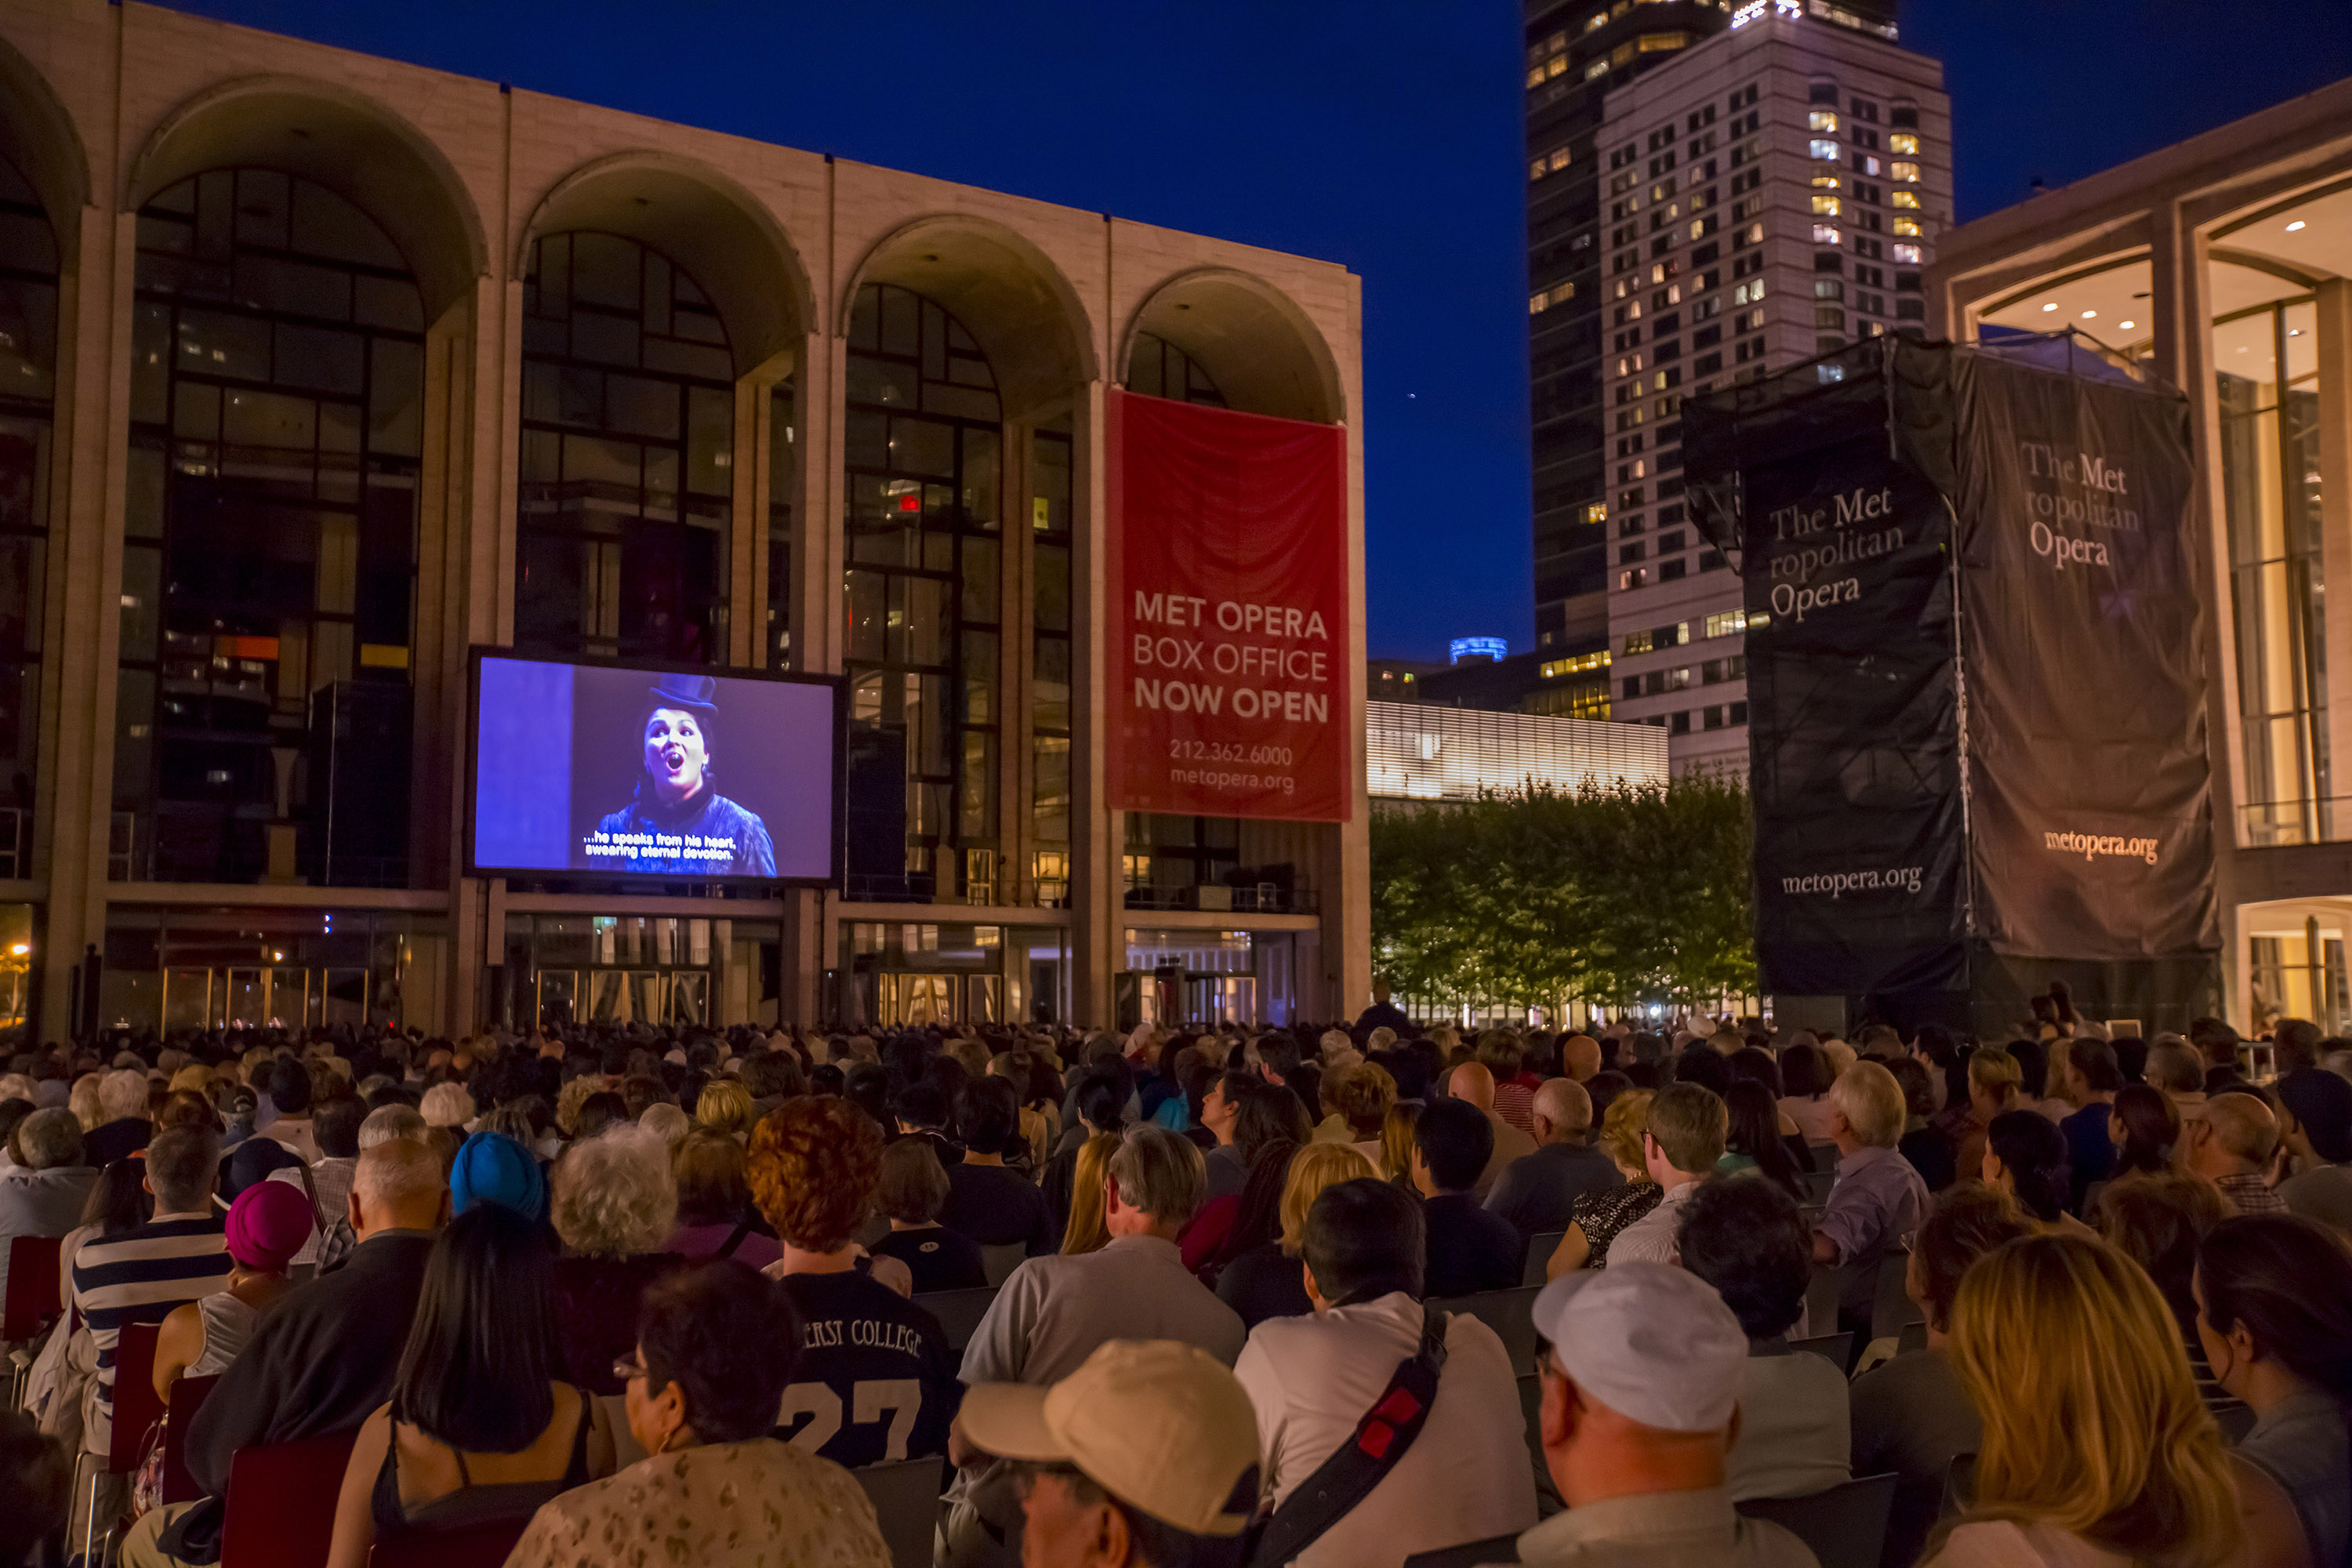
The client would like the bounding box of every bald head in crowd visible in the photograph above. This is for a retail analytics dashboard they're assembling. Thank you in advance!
[350,1138,450,1238]
[1563,1036,1602,1083]
[1449,1062,1497,1110]
[2187,1091,2278,1182]
[1532,1078,1594,1148]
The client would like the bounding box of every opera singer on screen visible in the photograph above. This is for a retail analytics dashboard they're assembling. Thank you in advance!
[583,675,777,876]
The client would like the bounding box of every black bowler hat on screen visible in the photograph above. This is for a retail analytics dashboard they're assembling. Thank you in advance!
[591,673,778,876]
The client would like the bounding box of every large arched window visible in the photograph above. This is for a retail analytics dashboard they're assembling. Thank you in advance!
[843,283,1002,902]
[0,154,54,831]
[123,169,425,885]
[517,232,733,665]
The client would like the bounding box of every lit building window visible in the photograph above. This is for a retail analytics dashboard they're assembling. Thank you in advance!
[1814,279,1844,299]
[1540,650,1612,678]
[1861,156,1882,176]
[1809,111,1839,133]
[1638,31,1690,51]
[1891,161,1922,183]
[1889,132,1920,154]
[1812,174,1841,190]
[1892,217,1921,238]
[1892,243,1922,263]
[1892,189,1919,209]
[1812,223,1842,245]
[1584,501,1608,525]
[1812,195,1841,216]
[1810,139,1840,161]
[1733,279,1766,305]
[1584,9,1608,28]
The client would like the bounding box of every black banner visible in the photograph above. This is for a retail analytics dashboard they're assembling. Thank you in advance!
[1687,337,2215,1007]
[1953,353,2213,958]
[1690,345,1965,995]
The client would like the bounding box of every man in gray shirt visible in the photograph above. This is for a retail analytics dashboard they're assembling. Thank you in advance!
[943,1124,1244,1567]
[1486,1078,1622,1239]
[0,1109,96,1304]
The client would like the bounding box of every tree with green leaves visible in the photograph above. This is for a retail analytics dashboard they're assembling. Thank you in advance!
[1370,774,1756,1015]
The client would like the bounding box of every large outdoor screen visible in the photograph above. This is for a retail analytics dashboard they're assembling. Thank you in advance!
[470,653,840,884]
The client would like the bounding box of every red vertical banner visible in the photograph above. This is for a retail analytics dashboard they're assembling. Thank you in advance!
[1106,388,1351,822]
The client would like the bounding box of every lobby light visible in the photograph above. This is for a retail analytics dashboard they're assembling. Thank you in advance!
[2042,302,2058,312]
[2286,220,2307,232]
[2118,320,2136,330]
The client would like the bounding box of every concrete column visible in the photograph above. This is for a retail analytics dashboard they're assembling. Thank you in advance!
[2150,201,2243,1025]
[34,205,132,1042]
[2315,280,2352,830]
[783,324,839,1024]
[1069,379,1118,1024]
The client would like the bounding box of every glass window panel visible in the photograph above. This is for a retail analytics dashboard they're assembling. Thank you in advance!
[962,630,996,725]
[606,373,680,440]
[686,386,731,496]
[891,415,955,477]
[960,537,998,623]
[960,426,999,525]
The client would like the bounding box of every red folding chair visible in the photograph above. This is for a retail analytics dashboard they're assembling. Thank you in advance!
[3,1232,62,1406]
[85,1319,166,1563]
[164,1372,221,1504]
[220,1428,361,1568]
[368,1519,531,1568]
[2,1234,62,1338]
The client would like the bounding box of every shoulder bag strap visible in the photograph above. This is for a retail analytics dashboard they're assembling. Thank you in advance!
[1244,1306,1450,1568]
[714,1221,753,1260]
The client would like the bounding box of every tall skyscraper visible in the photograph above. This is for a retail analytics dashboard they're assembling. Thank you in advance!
[1523,0,1938,773]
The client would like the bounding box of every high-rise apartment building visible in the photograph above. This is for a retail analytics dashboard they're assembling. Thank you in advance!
[1589,9,1947,773]
[1525,0,1737,657]
[1523,2,1937,768]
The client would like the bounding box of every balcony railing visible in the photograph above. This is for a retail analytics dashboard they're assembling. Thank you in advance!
[2241,798,2352,848]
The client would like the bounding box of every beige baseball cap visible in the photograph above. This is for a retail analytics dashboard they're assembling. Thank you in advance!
[956,1340,1260,1537]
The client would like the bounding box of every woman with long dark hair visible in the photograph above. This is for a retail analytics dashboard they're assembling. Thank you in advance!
[2107,1082,2183,1192]
[325,1203,614,1567]
[1721,1080,1806,1200]
[1982,1110,2071,1223]
[2196,1214,2352,1568]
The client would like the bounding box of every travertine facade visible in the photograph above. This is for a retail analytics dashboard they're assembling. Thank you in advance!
[0,0,1367,1038]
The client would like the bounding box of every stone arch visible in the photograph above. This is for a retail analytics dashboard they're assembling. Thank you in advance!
[841,214,1096,417]
[518,152,812,376]
[0,34,88,259]
[126,75,485,322]
[1121,266,1346,425]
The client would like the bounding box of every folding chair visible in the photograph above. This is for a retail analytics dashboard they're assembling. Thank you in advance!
[220,1429,361,1568]
[85,1320,166,1565]
[1426,1284,1543,1376]
[1403,1532,1521,1566]
[163,1373,221,1504]
[1870,1247,1922,1343]
[368,1519,529,1568]
[912,1286,999,1354]
[853,1454,946,1568]
[1788,1331,1853,1373]
[978,1243,1027,1287]
[1737,1472,1899,1568]
[1520,1230,1567,1287]
[3,1234,62,1406]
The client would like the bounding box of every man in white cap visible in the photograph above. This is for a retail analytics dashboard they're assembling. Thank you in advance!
[1504,1261,1819,1565]
[956,1338,1261,1568]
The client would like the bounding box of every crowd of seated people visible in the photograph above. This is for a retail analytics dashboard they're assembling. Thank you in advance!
[0,1002,2347,1566]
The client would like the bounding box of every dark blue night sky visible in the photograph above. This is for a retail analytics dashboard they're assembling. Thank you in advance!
[166,1,2352,660]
